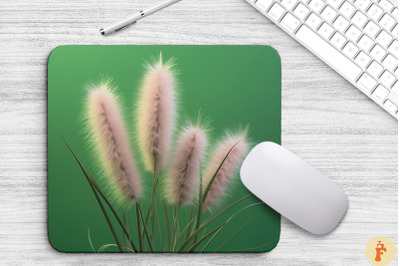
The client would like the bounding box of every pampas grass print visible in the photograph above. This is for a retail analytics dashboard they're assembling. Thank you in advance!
[86,82,142,203]
[136,55,176,172]
[202,131,249,211]
[166,123,208,206]
[58,53,263,253]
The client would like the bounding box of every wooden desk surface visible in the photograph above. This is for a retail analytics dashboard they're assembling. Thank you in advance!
[0,0,397,264]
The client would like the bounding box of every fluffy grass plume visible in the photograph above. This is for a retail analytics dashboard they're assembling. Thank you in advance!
[166,124,208,205]
[87,82,142,203]
[202,131,249,211]
[136,54,176,172]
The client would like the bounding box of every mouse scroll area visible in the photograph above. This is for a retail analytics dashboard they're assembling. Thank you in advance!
[240,142,348,235]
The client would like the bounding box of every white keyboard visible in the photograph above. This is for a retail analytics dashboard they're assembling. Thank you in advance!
[247,0,398,119]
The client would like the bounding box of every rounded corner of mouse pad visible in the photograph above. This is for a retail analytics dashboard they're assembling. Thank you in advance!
[47,45,281,253]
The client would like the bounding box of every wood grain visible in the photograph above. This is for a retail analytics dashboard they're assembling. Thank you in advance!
[0,0,397,264]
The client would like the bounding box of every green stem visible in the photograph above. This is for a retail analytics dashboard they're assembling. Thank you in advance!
[188,224,225,252]
[171,205,180,251]
[138,203,154,252]
[156,206,163,250]
[193,173,203,245]
[178,215,197,241]
[162,202,171,249]
[179,194,252,252]
[150,158,157,246]
[87,176,124,252]
[185,205,195,242]
[122,207,128,247]
[187,203,261,253]
[136,204,143,252]
[90,178,137,252]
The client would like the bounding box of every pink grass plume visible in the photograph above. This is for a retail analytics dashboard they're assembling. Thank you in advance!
[202,131,249,211]
[136,55,176,172]
[87,82,142,203]
[166,124,208,206]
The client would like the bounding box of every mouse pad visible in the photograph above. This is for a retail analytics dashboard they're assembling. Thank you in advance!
[48,45,281,253]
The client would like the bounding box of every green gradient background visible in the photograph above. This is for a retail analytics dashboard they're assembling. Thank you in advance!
[48,46,281,253]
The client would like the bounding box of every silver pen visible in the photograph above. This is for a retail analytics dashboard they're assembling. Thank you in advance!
[100,0,183,36]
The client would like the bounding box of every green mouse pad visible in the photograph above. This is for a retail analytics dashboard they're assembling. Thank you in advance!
[48,45,281,253]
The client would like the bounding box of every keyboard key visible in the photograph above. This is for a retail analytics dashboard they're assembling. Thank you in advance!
[343,42,359,58]
[318,23,335,39]
[331,32,346,49]
[379,0,394,12]
[281,0,297,10]
[351,11,368,29]
[354,0,371,11]
[346,25,362,42]
[357,73,377,92]
[367,4,383,20]
[364,21,380,37]
[380,71,396,87]
[321,6,338,23]
[376,30,392,47]
[392,8,398,18]
[281,13,301,32]
[355,51,372,68]
[327,0,344,9]
[309,0,325,13]
[358,35,374,51]
[392,81,399,94]
[384,100,397,113]
[382,54,397,71]
[372,85,390,102]
[293,3,310,20]
[379,14,396,31]
[268,3,285,21]
[333,15,349,32]
[296,25,362,80]
[370,44,386,61]
[367,61,383,78]
[388,40,398,56]
[392,25,398,37]
[306,13,322,30]
[256,0,273,12]
[340,2,356,17]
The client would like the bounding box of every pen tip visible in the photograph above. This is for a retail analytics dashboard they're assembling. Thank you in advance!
[100,29,105,36]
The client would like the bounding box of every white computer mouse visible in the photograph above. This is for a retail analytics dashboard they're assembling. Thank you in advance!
[240,142,347,235]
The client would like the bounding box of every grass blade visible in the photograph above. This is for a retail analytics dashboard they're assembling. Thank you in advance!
[54,123,137,252]
[185,205,195,241]
[215,217,252,252]
[87,228,95,252]
[189,203,261,252]
[138,203,154,252]
[135,204,143,252]
[193,143,237,244]
[98,244,134,253]
[170,205,180,251]
[156,206,163,250]
[202,142,238,203]
[179,215,197,241]
[187,224,225,252]
[163,202,171,248]
[179,194,252,251]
